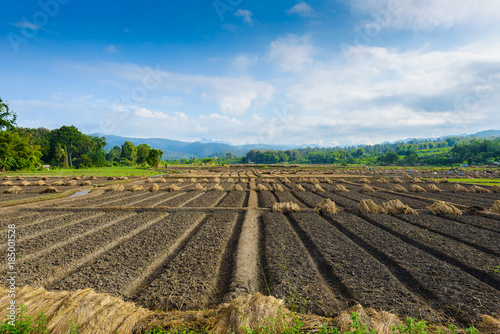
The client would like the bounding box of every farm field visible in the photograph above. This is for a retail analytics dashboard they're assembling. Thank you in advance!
[1,167,499,332]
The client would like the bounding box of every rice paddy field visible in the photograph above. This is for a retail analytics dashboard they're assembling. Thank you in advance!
[1,167,499,333]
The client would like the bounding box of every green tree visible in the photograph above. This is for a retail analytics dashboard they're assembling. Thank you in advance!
[0,131,42,171]
[136,144,150,164]
[0,98,16,131]
[225,152,233,160]
[146,148,163,168]
[120,141,137,162]
[378,151,399,165]
[50,126,83,167]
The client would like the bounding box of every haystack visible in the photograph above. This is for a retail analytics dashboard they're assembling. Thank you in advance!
[452,184,469,193]
[309,178,320,184]
[5,186,22,194]
[65,180,77,186]
[392,177,403,184]
[492,185,500,193]
[145,178,154,183]
[16,176,24,180]
[470,185,491,193]
[393,184,408,193]
[20,180,32,186]
[410,184,426,193]
[382,200,418,215]
[233,184,243,191]
[324,178,333,184]
[52,180,64,186]
[108,176,116,180]
[129,185,144,192]
[425,184,442,193]
[272,184,284,192]
[118,176,128,180]
[176,178,184,183]
[148,183,160,192]
[293,184,305,192]
[314,198,338,214]
[359,199,386,214]
[255,184,269,191]
[337,178,347,183]
[427,201,462,215]
[334,184,349,192]
[2,181,13,186]
[89,176,97,180]
[361,184,375,193]
[159,178,167,183]
[2,176,9,180]
[81,180,92,186]
[166,184,181,192]
[213,177,221,183]
[359,178,371,183]
[377,178,389,184]
[312,184,325,192]
[272,202,301,213]
[193,183,206,191]
[211,184,225,191]
[227,177,235,183]
[428,178,437,183]
[190,178,197,183]
[105,184,124,192]
[42,187,59,193]
[490,200,500,214]
[439,177,449,183]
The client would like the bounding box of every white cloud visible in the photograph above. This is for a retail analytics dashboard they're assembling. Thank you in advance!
[268,34,315,72]
[104,44,120,54]
[348,0,500,31]
[287,2,315,18]
[234,9,253,24]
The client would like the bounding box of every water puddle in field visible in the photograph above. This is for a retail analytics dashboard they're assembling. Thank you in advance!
[69,189,92,197]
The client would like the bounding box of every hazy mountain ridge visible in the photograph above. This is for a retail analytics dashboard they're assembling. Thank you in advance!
[95,130,500,160]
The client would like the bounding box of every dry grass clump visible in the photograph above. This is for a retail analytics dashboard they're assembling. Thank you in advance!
[227,177,235,182]
[89,176,97,180]
[479,315,500,334]
[282,177,292,183]
[490,200,500,214]
[20,180,32,186]
[200,178,209,183]
[16,176,24,180]
[72,176,81,180]
[425,184,442,193]
[194,183,207,191]
[452,184,469,193]
[272,202,301,213]
[42,187,58,193]
[314,198,338,214]
[129,185,144,192]
[361,184,375,193]
[312,184,325,192]
[256,184,269,191]
[410,184,426,193]
[65,180,77,186]
[293,184,305,192]
[393,184,408,193]
[298,177,307,183]
[166,184,181,192]
[324,178,333,184]
[5,186,22,194]
[492,185,500,193]
[470,185,491,193]
[41,176,49,181]
[336,178,347,183]
[334,184,349,192]
[272,184,284,192]
[359,177,371,183]
[106,184,125,192]
[412,178,424,183]
[392,177,403,184]
[439,177,449,183]
[428,178,437,183]
[309,178,320,184]
[118,176,129,180]
[176,178,184,183]
[359,199,386,214]
[145,178,154,183]
[51,180,64,186]
[190,178,197,183]
[148,183,160,192]
[213,177,221,183]
[427,201,462,215]
[334,304,402,334]
[108,176,116,180]
[377,178,389,184]
[81,180,92,186]
[382,200,418,215]
[211,184,225,191]
[34,180,46,186]
[233,184,243,191]
[2,181,13,186]
[2,176,9,180]
[159,178,167,183]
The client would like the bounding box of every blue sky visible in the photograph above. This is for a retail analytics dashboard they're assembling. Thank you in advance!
[1,0,500,146]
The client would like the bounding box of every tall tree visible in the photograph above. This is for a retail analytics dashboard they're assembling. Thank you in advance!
[0,98,16,131]
[0,131,41,171]
[146,148,163,168]
[120,141,137,162]
[136,143,150,164]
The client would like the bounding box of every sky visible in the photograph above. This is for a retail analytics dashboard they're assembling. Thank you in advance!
[1,0,500,147]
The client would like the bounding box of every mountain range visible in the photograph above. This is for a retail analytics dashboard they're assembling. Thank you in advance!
[94,129,500,160]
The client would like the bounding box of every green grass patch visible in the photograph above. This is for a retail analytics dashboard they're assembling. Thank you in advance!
[439,178,500,186]
[0,166,161,179]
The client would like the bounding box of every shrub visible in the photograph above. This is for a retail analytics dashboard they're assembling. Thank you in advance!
[272,202,301,213]
[314,198,338,214]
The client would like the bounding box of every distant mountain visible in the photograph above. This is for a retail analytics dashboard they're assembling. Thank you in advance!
[93,129,500,160]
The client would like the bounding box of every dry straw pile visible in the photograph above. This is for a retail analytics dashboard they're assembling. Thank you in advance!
[65,180,76,186]
[309,178,320,184]
[452,184,469,192]
[176,178,184,183]
[361,184,375,193]
[166,184,181,192]
[89,176,97,180]
[51,180,64,186]
[190,178,197,183]
[34,180,46,186]
[382,200,418,215]
[377,178,389,184]
[227,178,235,182]
[470,185,491,193]
[425,184,442,193]
[359,199,386,214]
[490,200,500,214]
[410,184,426,193]
[118,176,128,180]
[392,177,403,184]
[314,198,338,214]
[439,177,449,183]
[148,183,160,192]
[42,187,59,193]
[492,185,500,193]
[81,180,92,186]
[16,176,24,180]
[233,184,243,191]
[428,201,462,215]
[272,202,301,213]
[272,184,284,192]
[334,184,349,192]
[255,184,269,191]
[359,178,371,183]
[324,178,333,184]
[312,184,325,192]
[20,180,32,186]
[2,176,9,180]
[211,184,225,191]
[106,184,124,192]
[129,185,144,192]
[194,183,207,191]
[213,177,221,183]
[337,178,347,183]
[2,181,13,186]
[293,184,305,192]
[4,186,21,194]
[393,184,408,193]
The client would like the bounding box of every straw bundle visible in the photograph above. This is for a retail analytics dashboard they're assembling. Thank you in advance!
[492,185,500,193]
[293,184,305,192]
[34,180,46,186]
[490,200,500,214]
[166,184,181,192]
[190,178,197,183]
[20,180,32,186]
[211,184,225,191]
[2,181,13,186]
[148,183,160,192]
[470,185,491,193]
[393,184,408,193]
[233,184,243,191]
[334,184,349,192]
[314,198,338,214]
[213,177,221,183]
[382,200,418,215]
[451,184,469,193]
[427,201,462,215]
[272,184,284,192]
[425,184,442,193]
[272,202,301,213]
[42,187,59,193]
[255,184,269,191]
[309,178,320,184]
[438,177,449,183]
[410,184,426,193]
[129,185,144,192]
[359,199,386,214]
[392,177,403,184]
[377,178,389,184]
[361,184,375,193]
[65,180,77,186]
[359,178,371,183]
[105,184,124,192]
[81,180,92,186]
[312,184,325,192]
[52,180,64,186]
[4,186,22,194]
[176,178,184,183]
[89,176,97,180]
